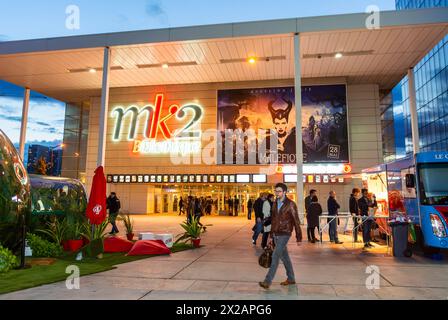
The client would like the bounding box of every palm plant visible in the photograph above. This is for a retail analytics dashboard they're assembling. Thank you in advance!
[37,217,67,244]
[80,220,109,241]
[119,214,134,235]
[175,216,204,244]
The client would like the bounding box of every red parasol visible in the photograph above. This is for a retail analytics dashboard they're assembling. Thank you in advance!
[86,166,107,225]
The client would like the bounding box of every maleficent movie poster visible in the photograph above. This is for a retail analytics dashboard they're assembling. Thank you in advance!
[217,85,349,165]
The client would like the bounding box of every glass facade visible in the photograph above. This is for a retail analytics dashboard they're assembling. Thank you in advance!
[61,102,90,182]
[381,1,448,162]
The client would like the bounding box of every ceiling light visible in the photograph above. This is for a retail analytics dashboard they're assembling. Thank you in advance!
[335,53,343,59]
[162,63,169,69]
[88,68,97,73]
[248,57,256,64]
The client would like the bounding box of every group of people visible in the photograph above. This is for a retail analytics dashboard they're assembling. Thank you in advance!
[178,196,214,217]
[304,188,378,249]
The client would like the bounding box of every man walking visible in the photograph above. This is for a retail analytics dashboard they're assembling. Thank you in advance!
[259,183,302,289]
[327,191,343,244]
[106,192,121,234]
[252,193,266,245]
[178,197,185,216]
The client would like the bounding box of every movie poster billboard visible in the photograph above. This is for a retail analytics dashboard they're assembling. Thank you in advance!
[217,87,296,165]
[217,84,349,165]
[302,84,349,163]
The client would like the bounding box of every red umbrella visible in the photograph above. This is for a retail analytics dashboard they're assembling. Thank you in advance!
[86,166,107,225]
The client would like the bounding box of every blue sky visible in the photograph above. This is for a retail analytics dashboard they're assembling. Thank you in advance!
[0,0,395,147]
[0,0,395,41]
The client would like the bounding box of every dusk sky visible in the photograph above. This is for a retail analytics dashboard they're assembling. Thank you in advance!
[0,0,395,41]
[0,0,395,146]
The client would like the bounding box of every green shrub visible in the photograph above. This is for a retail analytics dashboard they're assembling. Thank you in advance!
[26,233,63,258]
[0,245,19,273]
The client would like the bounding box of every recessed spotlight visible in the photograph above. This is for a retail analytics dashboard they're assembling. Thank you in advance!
[88,68,97,73]
[162,63,169,69]
[335,53,343,59]
[248,57,256,64]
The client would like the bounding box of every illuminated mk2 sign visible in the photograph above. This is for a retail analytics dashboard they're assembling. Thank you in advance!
[111,94,204,155]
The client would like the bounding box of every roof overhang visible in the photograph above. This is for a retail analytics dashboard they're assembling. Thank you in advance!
[0,7,447,102]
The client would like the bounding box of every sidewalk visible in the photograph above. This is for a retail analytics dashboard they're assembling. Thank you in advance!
[1,215,447,300]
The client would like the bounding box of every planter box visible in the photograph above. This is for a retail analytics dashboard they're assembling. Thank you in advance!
[154,234,174,248]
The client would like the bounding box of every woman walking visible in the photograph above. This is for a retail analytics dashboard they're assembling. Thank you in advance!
[261,194,274,249]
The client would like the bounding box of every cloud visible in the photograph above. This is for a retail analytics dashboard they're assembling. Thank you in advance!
[0,114,21,122]
[145,0,165,17]
[0,34,9,42]
[36,121,51,127]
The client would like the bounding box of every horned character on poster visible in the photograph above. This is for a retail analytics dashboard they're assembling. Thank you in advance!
[217,87,297,165]
[217,85,349,164]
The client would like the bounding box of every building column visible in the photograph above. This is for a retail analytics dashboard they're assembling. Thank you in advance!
[407,68,420,155]
[97,47,111,167]
[293,33,304,221]
[19,88,30,160]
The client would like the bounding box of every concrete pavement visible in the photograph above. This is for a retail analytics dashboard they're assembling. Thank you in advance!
[1,215,448,300]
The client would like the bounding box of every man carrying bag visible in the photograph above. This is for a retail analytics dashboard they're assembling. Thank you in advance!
[259,183,302,289]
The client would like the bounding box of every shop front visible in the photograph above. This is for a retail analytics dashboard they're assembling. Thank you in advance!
[95,80,363,215]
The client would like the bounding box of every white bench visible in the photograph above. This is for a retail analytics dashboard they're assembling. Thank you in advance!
[139,232,174,248]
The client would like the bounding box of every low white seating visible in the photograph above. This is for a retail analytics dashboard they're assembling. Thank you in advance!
[154,234,174,248]
[139,232,156,240]
[138,232,173,248]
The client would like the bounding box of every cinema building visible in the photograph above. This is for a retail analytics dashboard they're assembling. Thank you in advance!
[0,8,447,215]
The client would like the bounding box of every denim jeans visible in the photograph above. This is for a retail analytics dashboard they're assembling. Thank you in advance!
[264,235,295,285]
[261,231,270,249]
[353,217,359,242]
[252,220,263,243]
[362,217,373,243]
[109,213,119,233]
[328,217,339,242]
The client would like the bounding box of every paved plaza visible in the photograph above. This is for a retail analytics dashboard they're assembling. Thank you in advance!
[1,215,448,300]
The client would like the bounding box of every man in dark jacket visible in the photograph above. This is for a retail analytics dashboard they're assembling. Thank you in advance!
[106,192,121,234]
[259,183,302,289]
[327,191,343,244]
[358,189,374,249]
[349,188,361,242]
[247,198,254,220]
[304,189,317,216]
[252,193,266,245]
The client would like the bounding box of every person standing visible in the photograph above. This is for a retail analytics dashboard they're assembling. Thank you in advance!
[306,196,322,243]
[261,194,274,249]
[349,189,361,242]
[187,196,194,223]
[233,196,240,217]
[228,197,234,216]
[259,183,302,289]
[106,192,121,234]
[305,189,317,216]
[252,193,266,245]
[247,198,254,220]
[327,191,343,244]
[358,189,374,249]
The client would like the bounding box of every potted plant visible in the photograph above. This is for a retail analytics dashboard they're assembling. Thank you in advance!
[175,216,205,248]
[80,220,109,258]
[120,214,135,241]
[37,217,68,249]
[65,221,84,252]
